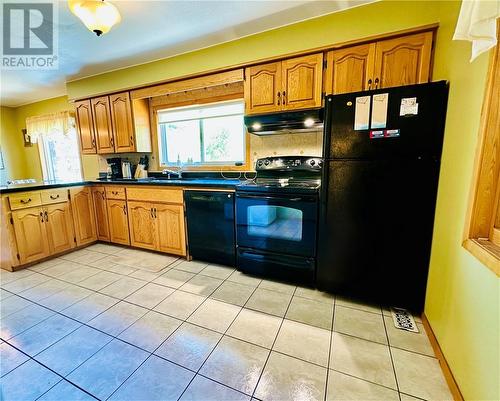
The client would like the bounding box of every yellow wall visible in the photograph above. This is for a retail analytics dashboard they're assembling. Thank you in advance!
[0,106,28,183]
[6,2,498,398]
[425,3,499,401]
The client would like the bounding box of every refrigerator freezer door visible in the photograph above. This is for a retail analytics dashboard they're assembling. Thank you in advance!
[317,158,440,311]
[323,81,449,160]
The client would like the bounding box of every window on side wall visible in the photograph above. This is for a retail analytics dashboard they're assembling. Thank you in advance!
[464,26,500,276]
[38,128,83,182]
[157,100,246,167]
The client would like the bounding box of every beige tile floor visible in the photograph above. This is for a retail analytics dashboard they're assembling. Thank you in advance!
[0,244,453,401]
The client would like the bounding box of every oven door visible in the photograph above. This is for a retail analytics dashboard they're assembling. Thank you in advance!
[235,192,318,257]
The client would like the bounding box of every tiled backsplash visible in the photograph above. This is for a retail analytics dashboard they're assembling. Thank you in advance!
[94,132,323,174]
[249,131,323,168]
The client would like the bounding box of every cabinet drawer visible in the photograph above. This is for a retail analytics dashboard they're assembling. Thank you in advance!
[105,186,126,200]
[41,188,69,204]
[8,192,42,210]
[127,187,183,204]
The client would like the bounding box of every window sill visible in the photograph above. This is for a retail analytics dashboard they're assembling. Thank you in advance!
[463,239,500,276]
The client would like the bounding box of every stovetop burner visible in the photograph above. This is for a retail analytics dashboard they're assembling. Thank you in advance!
[236,156,322,194]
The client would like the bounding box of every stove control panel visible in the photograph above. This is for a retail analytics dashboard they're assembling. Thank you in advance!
[255,156,323,171]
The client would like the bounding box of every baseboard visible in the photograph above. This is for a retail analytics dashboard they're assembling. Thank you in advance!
[421,313,465,401]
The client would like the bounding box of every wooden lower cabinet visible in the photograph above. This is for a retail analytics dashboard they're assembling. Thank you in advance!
[45,203,75,254]
[126,200,186,256]
[70,187,97,246]
[155,204,186,256]
[128,201,156,250]
[92,187,110,242]
[11,207,50,264]
[107,199,130,245]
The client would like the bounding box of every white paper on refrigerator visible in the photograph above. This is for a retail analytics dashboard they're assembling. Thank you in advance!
[354,96,371,130]
[371,93,389,129]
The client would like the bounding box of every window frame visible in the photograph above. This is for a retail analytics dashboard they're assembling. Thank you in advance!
[37,129,84,183]
[151,94,250,172]
[463,22,500,276]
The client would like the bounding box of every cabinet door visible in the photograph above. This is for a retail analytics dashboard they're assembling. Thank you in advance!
[325,44,376,95]
[91,96,115,153]
[154,204,186,256]
[110,92,135,153]
[92,187,110,242]
[128,201,156,250]
[281,53,323,110]
[107,199,130,245]
[373,32,433,89]
[45,203,75,254]
[74,100,96,154]
[11,207,50,264]
[244,62,282,115]
[70,187,97,246]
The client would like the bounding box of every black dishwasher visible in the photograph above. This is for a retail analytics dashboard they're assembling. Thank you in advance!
[184,191,235,266]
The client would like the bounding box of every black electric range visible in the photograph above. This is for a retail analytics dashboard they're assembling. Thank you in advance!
[235,156,323,284]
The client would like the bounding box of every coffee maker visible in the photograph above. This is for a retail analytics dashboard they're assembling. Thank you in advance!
[106,158,122,179]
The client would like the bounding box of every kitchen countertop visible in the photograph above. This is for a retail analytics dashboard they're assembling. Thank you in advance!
[0,178,243,194]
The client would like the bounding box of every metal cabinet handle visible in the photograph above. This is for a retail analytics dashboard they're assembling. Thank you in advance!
[101,191,106,199]
[39,211,44,223]
[374,77,379,89]
[150,207,154,218]
[123,205,127,215]
[130,135,134,144]
[282,91,286,105]
[50,194,60,200]
[367,79,372,90]
[154,207,157,218]
[44,211,48,222]
[112,191,119,195]
[92,138,96,148]
[277,92,281,106]
[20,198,31,204]
[110,137,114,146]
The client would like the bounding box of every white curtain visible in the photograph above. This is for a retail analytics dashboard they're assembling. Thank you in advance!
[453,0,500,61]
[26,111,76,143]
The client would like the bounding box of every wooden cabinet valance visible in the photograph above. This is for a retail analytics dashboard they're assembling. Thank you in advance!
[131,69,244,100]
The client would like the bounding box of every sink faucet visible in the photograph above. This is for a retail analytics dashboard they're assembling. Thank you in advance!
[162,168,182,179]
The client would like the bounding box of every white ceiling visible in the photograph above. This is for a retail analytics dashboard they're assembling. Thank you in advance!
[1,0,372,107]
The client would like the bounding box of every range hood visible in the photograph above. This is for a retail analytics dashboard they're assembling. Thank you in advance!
[245,108,323,135]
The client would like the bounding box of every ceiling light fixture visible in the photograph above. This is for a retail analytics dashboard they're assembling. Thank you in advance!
[69,0,121,36]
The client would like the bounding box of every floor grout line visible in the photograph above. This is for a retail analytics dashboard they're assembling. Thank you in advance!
[1,246,437,401]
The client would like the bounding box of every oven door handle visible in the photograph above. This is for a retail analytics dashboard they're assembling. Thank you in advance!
[236,193,314,202]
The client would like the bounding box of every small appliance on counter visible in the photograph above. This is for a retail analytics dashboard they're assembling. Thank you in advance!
[317,81,449,311]
[235,156,322,284]
[121,161,132,179]
[134,155,149,179]
[106,157,122,179]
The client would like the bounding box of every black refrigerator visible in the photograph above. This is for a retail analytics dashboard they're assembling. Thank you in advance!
[317,81,449,312]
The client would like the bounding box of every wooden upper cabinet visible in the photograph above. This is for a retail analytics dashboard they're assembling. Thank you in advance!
[107,199,130,245]
[110,92,135,153]
[45,202,75,254]
[70,187,97,246]
[373,32,433,89]
[128,201,156,250]
[75,100,96,154]
[281,53,323,110]
[92,187,110,242]
[245,53,323,114]
[325,43,376,95]
[245,62,282,115]
[91,96,114,154]
[11,207,50,264]
[155,203,186,256]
